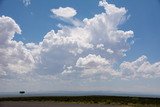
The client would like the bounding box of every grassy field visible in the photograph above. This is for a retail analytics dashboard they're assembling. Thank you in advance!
[0,96,160,106]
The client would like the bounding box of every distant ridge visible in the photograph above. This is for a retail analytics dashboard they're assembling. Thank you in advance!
[0,91,160,98]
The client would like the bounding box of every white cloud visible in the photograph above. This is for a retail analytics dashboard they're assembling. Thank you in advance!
[62,54,120,80]
[0,0,160,87]
[62,66,75,75]
[0,16,36,75]
[120,55,160,79]
[76,54,109,68]
[22,0,31,6]
[0,16,21,42]
[99,0,126,15]
[36,0,134,76]
[106,48,114,54]
[82,0,134,62]
[51,7,77,18]
[0,0,134,78]
[35,28,93,74]
[96,44,105,50]
[51,7,80,27]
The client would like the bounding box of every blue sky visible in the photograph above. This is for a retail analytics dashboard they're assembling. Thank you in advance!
[0,0,160,94]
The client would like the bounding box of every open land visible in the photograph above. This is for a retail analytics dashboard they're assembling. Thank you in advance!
[0,96,160,107]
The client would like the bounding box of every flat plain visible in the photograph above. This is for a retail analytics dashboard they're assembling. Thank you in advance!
[0,101,130,107]
[0,96,160,107]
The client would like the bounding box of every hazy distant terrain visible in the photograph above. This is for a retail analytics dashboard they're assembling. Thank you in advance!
[1,91,160,98]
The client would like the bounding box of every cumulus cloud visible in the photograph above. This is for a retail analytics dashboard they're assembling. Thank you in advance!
[75,54,120,78]
[76,54,109,68]
[22,0,31,6]
[61,54,120,80]
[99,0,126,15]
[51,7,81,27]
[0,0,160,84]
[35,0,134,77]
[35,28,92,75]
[0,0,137,78]
[106,49,114,54]
[120,55,160,79]
[96,44,105,50]
[51,7,77,18]
[0,16,36,76]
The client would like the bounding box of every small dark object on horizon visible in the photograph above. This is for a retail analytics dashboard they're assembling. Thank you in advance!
[19,91,25,94]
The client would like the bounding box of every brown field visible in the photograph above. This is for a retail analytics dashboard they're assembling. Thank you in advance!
[0,96,159,107]
[0,101,128,107]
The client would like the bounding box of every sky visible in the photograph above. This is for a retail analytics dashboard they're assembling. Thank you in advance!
[0,0,160,94]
